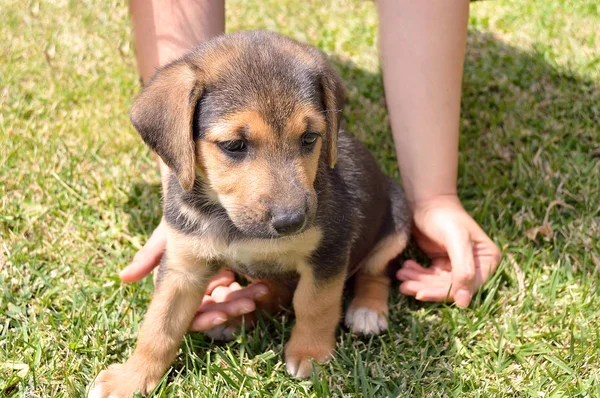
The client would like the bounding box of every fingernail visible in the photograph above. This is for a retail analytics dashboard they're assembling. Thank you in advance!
[241,306,254,313]
[212,317,226,326]
[455,289,472,308]
[255,288,269,298]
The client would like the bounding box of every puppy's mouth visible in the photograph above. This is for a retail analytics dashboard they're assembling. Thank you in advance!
[232,216,313,240]
[272,221,308,239]
[269,222,312,240]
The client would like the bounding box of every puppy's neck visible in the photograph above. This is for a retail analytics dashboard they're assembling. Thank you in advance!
[163,171,236,238]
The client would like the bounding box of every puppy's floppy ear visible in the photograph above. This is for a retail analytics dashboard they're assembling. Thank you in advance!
[130,59,204,191]
[320,68,345,168]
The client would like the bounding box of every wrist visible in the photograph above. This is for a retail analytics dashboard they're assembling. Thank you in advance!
[409,193,463,213]
[399,165,458,211]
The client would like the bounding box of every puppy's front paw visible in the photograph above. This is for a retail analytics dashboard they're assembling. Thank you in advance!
[345,306,388,336]
[284,338,334,378]
[89,363,159,398]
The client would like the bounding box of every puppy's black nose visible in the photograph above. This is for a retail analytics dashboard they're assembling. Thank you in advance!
[271,209,306,236]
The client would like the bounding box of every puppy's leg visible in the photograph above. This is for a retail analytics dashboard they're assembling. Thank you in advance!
[205,278,294,341]
[89,252,217,398]
[285,266,346,378]
[345,231,409,335]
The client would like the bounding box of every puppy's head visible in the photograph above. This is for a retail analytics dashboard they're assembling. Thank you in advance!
[131,31,344,238]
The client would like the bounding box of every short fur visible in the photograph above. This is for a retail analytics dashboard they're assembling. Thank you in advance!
[90,31,410,397]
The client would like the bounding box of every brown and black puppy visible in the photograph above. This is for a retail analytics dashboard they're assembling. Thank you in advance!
[90,31,410,397]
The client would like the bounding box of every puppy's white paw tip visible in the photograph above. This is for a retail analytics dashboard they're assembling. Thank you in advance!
[87,385,109,398]
[285,358,313,379]
[345,307,388,336]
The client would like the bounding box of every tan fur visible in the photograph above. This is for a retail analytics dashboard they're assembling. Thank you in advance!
[283,104,327,136]
[348,273,391,317]
[93,234,214,396]
[286,105,326,189]
[345,231,409,335]
[361,232,410,276]
[168,222,322,268]
[200,111,276,208]
[285,265,346,378]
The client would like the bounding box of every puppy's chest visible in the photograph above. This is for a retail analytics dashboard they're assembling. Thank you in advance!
[186,224,322,277]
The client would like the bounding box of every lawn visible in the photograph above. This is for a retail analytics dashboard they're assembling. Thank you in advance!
[1,0,599,396]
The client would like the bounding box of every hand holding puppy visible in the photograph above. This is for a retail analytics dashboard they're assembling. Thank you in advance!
[119,220,267,332]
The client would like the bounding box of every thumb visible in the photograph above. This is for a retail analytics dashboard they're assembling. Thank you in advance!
[444,228,475,307]
[120,225,166,283]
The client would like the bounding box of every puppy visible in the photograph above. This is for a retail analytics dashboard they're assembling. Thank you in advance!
[90,31,410,397]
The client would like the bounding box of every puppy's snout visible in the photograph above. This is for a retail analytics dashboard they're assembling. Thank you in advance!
[271,208,306,236]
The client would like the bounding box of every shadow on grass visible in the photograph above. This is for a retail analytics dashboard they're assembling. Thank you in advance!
[123,181,162,238]
[120,29,599,396]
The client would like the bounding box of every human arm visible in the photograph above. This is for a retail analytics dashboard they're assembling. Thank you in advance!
[377,0,501,307]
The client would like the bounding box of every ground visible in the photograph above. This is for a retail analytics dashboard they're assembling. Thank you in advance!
[1,0,599,396]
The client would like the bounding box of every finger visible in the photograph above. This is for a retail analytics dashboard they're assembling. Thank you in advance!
[398,262,454,283]
[396,267,440,283]
[444,229,476,308]
[229,282,243,291]
[429,257,453,272]
[401,259,452,276]
[190,311,229,332]
[401,260,438,274]
[475,260,494,289]
[120,225,166,283]
[205,269,236,295]
[398,260,441,279]
[211,286,234,303]
[398,280,423,297]
[415,286,454,302]
[200,297,256,318]
[399,280,453,302]
[467,218,502,283]
[199,294,216,308]
[473,241,502,285]
[208,282,269,305]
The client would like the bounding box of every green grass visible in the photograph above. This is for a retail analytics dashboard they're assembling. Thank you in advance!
[1,0,599,396]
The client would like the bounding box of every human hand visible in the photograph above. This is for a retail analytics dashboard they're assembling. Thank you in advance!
[119,220,268,331]
[396,195,501,307]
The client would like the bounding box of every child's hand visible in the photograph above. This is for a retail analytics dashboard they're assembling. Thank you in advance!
[397,195,501,307]
[119,220,268,331]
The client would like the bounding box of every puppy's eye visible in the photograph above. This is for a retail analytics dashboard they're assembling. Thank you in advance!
[301,132,320,147]
[218,140,247,153]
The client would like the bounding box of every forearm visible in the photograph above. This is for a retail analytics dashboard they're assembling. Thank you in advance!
[378,0,469,207]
